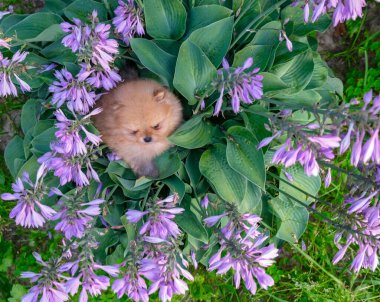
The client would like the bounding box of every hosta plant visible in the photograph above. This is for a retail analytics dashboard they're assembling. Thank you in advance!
[1,0,379,301]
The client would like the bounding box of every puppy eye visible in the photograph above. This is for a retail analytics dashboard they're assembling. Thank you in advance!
[131,130,138,135]
[152,124,161,130]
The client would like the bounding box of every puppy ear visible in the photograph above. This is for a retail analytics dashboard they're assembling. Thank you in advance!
[153,88,166,103]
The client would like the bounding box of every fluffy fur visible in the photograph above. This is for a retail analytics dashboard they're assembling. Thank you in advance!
[93,79,183,178]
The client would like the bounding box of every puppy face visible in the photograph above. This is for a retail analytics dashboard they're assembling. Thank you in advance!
[113,84,182,146]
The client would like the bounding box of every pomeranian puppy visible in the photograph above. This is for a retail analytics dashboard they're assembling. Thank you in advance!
[93,79,182,178]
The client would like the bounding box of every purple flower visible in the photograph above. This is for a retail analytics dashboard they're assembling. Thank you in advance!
[49,69,97,114]
[0,38,10,48]
[1,173,55,228]
[205,207,278,295]
[0,50,31,97]
[53,198,105,239]
[78,63,121,90]
[112,271,149,302]
[212,57,263,116]
[21,253,68,302]
[113,0,145,45]
[128,194,184,240]
[200,195,209,209]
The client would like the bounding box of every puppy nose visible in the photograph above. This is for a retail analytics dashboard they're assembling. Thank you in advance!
[144,136,152,143]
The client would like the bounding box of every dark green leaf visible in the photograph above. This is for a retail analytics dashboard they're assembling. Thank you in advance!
[5,13,63,40]
[238,182,262,215]
[21,99,41,135]
[63,0,107,21]
[169,114,214,148]
[4,136,25,177]
[175,208,208,243]
[199,144,246,203]
[31,127,56,156]
[226,126,266,189]
[130,38,176,87]
[153,149,181,179]
[144,0,187,40]
[162,176,186,203]
[173,41,216,105]
[188,17,233,67]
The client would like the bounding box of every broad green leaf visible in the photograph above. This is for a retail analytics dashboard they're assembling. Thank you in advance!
[43,0,68,12]
[238,182,262,215]
[305,56,328,90]
[26,24,65,42]
[41,40,77,64]
[31,127,56,155]
[175,208,208,243]
[4,136,25,177]
[199,144,247,203]
[173,41,216,105]
[269,197,309,243]
[103,203,124,226]
[5,13,63,40]
[241,108,271,142]
[188,17,234,67]
[93,229,119,261]
[153,149,181,180]
[130,38,176,87]
[234,21,282,71]
[162,176,186,203]
[185,150,203,187]
[262,72,289,93]
[169,114,214,149]
[274,41,310,65]
[186,5,232,37]
[0,14,28,32]
[16,156,40,182]
[279,165,321,207]
[63,0,107,21]
[153,39,180,56]
[21,99,41,135]
[281,6,331,37]
[272,51,314,94]
[226,126,266,189]
[275,90,322,106]
[144,0,187,40]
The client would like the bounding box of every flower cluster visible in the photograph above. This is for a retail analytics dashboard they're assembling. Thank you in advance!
[38,108,101,187]
[113,0,145,45]
[52,10,121,114]
[0,50,31,97]
[204,204,278,294]
[1,169,56,228]
[258,111,341,178]
[297,0,379,26]
[117,194,194,302]
[210,57,263,116]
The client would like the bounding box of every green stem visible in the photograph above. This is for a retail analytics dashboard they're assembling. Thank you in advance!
[290,242,344,287]
[363,49,368,88]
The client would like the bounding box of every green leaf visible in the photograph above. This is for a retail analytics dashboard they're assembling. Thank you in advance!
[130,38,176,87]
[4,136,25,177]
[41,40,77,64]
[269,197,309,243]
[31,127,56,156]
[63,0,107,21]
[21,99,41,135]
[188,17,234,67]
[144,0,187,40]
[0,14,28,32]
[238,182,262,215]
[43,0,68,12]
[153,149,182,180]
[26,24,65,42]
[305,56,328,90]
[186,5,232,37]
[173,41,216,105]
[199,144,247,203]
[275,90,322,106]
[281,6,331,37]
[5,12,63,40]
[262,72,289,93]
[162,176,186,203]
[279,165,321,207]
[185,150,203,187]
[272,51,314,94]
[16,156,40,182]
[169,114,214,149]
[175,208,208,243]
[226,126,266,190]
[233,21,282,71]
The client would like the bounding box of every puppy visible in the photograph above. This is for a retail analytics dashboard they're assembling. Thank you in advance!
[93,79,182,177]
